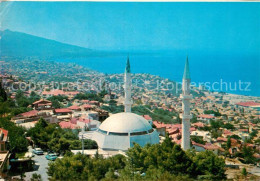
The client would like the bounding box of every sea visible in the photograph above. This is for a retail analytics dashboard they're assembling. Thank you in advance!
[55,53,260,97]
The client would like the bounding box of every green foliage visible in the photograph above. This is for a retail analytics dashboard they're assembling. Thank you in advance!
[29,91,41,103]
[241,167,247,177]
[132,105,151,115]
[191,136,206,145]
[249,129,258,138]
[210,119,224,129]
[0,82,7,102]
[192,150,226,179]
[229,134,241,140]
[211,129,222,139]
[15,90,31,107]
[227,137,231,149]
[47,95,68,102]
[101,105,124,114]
[0,101,11,116]
[190,116,198,123]
[51,99,62,109]
[47,136,226,180]
[102,104,178,124]
[47,153,125,181]
[204,110,221,117]
[47,95,68,109]
[241,145,256,164]
[30,173,42,181]
[0,117,28,153]
[223,123,235,130]
[27,118,97,154]
[151,108,177,124]
[108,99,117,106]
[98,89,108,98]
[15,90,41,108]
[74,93,103,102]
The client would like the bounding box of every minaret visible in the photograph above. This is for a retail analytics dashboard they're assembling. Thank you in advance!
[124,56,132,113]
[181,56,192,150]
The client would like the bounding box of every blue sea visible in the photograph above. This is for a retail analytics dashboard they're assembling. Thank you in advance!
[55,53,260,97]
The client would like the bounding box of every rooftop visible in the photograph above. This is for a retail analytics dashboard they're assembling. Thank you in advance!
[99,112,152,133]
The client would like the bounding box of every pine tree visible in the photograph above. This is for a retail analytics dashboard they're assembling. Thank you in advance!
[227,137,231,149]
[241,167,247,178]
[0,82,7,102]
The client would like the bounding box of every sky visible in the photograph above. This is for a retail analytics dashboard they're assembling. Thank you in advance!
[1,2,260,54]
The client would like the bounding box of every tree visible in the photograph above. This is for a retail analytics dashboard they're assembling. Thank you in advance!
[27,119,97,153]
[223,123,235,130]
[227,137,231,149]
[241,167,247,178]
[193,151,226,180]
[0,82,7,102]
[51,99,62,109]
[47,153,125,181]
[29,91,40,103]
[204,110,221,117]
[176,114,182,124]
[241,145,256,164]
[0,117,28,153]
[249,129,258,138]
[30,173,42,181]
[47,134,226,180]
[230,134,241,140]
[191,136,205,145]
[74,93,103,102]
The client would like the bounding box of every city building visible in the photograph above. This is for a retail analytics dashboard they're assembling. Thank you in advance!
[0,128,10,172]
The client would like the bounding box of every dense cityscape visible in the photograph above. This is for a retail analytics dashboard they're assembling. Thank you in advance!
[0,55,259,180]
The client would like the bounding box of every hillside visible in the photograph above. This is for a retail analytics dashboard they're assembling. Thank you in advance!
[0,29,97,58]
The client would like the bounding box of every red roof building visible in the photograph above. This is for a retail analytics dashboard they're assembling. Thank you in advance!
[0,128,8,152]
[197,114,215,119]
[68,105,81,111]
[217,137,227,142]
[32,99,52,110]
[192,122,205,128]
[143,115,152,121]
[236,101,260,107]
[54,108,72,115]
[20,110,39,118]
[59,121,79,129]
[223,129,233,137]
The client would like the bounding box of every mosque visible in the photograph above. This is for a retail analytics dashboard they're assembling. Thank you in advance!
[91,57,160,150]
[91,56,192,151]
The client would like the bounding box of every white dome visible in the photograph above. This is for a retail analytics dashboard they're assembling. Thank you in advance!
[99,112,152,133]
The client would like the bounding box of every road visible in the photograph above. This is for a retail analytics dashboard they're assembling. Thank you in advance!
[24,147,50,181]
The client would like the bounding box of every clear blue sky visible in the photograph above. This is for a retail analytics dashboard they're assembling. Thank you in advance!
[1,2,260,54]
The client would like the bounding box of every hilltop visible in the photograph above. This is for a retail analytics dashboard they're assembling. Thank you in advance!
[0,29,99,58]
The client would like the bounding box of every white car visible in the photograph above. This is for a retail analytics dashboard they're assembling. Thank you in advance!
[33,148,44,155]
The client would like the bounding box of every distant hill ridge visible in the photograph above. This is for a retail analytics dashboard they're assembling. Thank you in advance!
[0,29,97,58]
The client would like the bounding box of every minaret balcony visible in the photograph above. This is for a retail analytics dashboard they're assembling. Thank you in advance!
[180,114,192,119]
[180,94,192,100]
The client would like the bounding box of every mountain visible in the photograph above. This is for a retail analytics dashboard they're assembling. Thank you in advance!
[0,29,98,58]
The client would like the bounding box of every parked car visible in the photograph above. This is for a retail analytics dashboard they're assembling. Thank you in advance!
[45,153,58,161]
[33,148,44,155]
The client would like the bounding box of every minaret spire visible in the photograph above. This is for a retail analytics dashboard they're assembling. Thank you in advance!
[183,56,190,80]
[181,56,192,150]
[124,56,132,112]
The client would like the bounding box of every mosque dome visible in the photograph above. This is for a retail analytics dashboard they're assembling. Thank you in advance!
[99,112,152,134]
[92,112,160,151]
